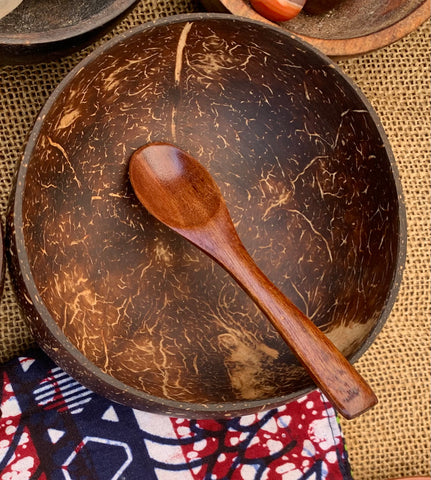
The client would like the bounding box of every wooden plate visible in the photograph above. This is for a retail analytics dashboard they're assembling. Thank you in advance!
[7,14,406,417]
[201,0,430,57]
[0,0,138,64]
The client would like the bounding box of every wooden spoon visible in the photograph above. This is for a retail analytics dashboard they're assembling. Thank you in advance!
[129,142,377,419]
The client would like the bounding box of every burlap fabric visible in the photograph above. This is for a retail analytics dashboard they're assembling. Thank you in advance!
[0,2,429,478]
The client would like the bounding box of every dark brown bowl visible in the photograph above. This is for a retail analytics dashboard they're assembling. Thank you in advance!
[0,220,4,300]
[0,0,138,65]
[201,0,430,57]
[7,13,406,417]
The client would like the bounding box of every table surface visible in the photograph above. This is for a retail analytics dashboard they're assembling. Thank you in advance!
[0,1,429,478]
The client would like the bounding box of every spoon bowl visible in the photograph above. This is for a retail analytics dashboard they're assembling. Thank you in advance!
[130,143,222,229]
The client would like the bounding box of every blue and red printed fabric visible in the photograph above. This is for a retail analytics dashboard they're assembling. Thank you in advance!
[1,348,352,479]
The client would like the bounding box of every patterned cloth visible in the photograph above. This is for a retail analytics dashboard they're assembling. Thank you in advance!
[0,348,352,479]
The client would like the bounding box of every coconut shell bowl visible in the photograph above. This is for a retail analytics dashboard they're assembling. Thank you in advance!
[201,0,430,57]
[0,220,4,300]
[7,13,405,418]
[0,0,138,65]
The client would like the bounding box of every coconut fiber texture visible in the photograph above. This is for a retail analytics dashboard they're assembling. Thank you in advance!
[0,1,429,479]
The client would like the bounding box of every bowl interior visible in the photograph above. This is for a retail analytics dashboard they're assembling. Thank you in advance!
[0,0,136,40]
[282,0,425,40]
[0,0,106,33]
[17,15,403,412]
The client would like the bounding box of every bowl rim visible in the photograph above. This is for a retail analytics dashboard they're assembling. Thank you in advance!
[202,0,430,56]
[295,0,430,57]
[10,12,407,417]
[0,0,138,46]
[0,219,4,301]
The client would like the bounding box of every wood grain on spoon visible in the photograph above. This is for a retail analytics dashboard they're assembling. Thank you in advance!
[129,142,378,419]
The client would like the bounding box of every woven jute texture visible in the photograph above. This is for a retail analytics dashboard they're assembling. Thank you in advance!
[0,2,429,478]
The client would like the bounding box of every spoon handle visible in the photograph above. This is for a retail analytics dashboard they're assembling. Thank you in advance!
[185,213,377,420]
